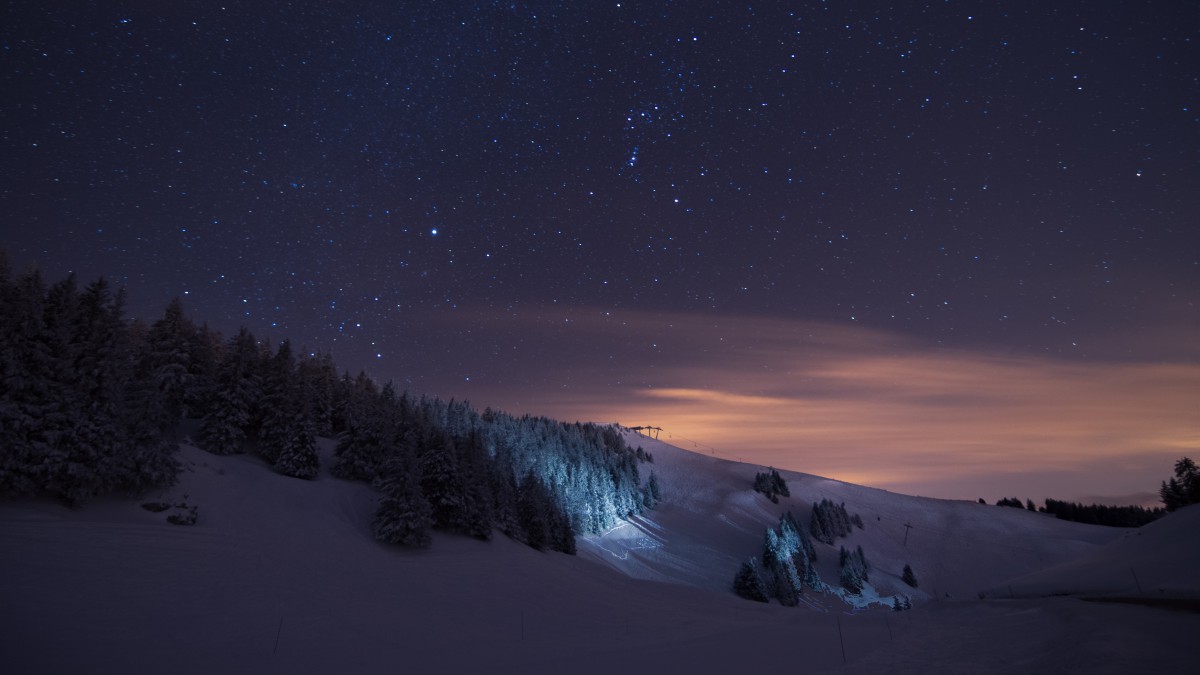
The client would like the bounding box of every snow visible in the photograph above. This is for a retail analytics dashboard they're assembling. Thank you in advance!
[2,433,1196,673]
[986,502,1200,600]
[581,432,1125,603]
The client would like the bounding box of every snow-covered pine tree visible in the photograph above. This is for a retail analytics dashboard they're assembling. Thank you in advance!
[762,528,801,606]
[838,545,871,594]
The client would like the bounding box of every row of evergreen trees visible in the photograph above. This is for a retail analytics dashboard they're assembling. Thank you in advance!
[0,265,185,504]
[838,545,870,594]
[327,381,656,550]
[992,496,1165,528]
[0,262,658,554]
[1041,498,1164,528]
[734,498,875,604]
[985,457,1200,527]
[752,468,789,503]
[810,498,864,545]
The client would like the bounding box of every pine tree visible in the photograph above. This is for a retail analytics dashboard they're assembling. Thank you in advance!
[839,545,871,594]
[487,451,524,541]
[646,470,661,507]
[1180,458,1200,504]
[0,271,59,497]
[733,558,770,602]
[1161,458,1199,511]
[518,470,553,551]
[419,430,467,531]
[372,456,433,548]
[331,374,393,481]
[770,468,789,497]
[199,328,260,455]
[256,340,300,465]
[753,468,789,502]
[550,502,576,555]
[810,498,856,544]
[135,298,196,437]
[273,424,319,479]
[762,528,801,606]
[456,429,494,540]
[297,351,337,437]
[59,279,133,503]
[902,563,918,588]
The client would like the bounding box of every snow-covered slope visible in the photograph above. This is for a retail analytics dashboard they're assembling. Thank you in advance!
[2,435,1196,674]
[985,503,1200,600]
[581,431,1123,604]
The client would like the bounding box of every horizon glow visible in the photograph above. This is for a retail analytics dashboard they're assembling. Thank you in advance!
[409,308,1198,506]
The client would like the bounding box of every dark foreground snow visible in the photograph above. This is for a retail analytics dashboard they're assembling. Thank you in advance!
[2,439,1196,674]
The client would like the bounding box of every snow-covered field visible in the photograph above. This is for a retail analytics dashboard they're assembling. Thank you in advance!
[3,433,1196,673]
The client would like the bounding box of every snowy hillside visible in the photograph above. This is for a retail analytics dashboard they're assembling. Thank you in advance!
[986,502,1200,601]
[2,435,1197,673]
[581,431,1126,605]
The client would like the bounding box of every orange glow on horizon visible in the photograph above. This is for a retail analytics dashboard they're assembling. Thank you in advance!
[436,307,1199,504]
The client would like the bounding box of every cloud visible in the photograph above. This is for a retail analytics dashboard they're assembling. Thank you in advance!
[425,306,1199,502]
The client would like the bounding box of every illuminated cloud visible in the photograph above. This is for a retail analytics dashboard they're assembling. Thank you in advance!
[427,307,1199,504]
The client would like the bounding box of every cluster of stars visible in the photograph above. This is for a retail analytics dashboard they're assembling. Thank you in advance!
[0,0,1195,382]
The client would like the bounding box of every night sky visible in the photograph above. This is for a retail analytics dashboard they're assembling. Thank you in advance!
[3,1,1197,503]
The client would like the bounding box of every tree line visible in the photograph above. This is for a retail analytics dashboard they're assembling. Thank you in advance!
[0,260,658,552]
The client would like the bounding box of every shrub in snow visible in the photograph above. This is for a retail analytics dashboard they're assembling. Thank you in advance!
[167,505,198,526]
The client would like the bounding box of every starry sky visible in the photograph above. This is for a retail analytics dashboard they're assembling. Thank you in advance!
[3,1,1197,504]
